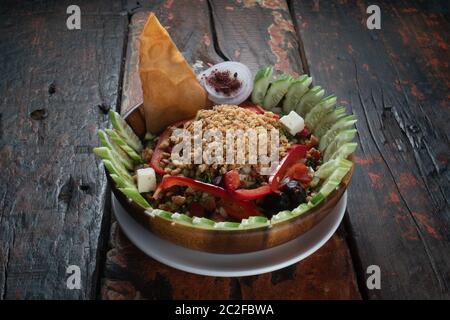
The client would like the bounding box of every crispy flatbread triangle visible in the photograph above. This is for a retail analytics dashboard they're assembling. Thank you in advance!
[139,13,210,133]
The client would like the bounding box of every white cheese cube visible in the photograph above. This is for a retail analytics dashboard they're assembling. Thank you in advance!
[137,167,156,193]
[279,111,305,136]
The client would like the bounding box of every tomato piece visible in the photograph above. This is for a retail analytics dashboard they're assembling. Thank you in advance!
[286,163,312,185]
[224,170,241,191]
[269,144,308,191]
[286,163,308,179]
[296,126,310,138]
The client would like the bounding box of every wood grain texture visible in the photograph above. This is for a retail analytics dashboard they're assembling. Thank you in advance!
[291,0,449,299]
[0,1,127,299]
[101,221,360,299]
[102,0,360,300]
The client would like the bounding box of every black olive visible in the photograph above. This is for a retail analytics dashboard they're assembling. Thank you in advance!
[282,180,307,205]
[261,192,291,217]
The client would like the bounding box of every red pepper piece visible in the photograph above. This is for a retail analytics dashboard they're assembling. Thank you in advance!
[150,120,190,175]
[154,176,260,220]
[233,185,272,200]
[269,144,308,191]
[224,169,272,200]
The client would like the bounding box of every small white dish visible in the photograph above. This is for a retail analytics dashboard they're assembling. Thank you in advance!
[112,191,347,277]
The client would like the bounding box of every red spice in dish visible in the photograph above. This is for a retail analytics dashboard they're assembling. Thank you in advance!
[205,69,242,95]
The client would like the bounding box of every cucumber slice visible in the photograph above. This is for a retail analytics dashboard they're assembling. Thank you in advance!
[93,147,134,183]
[262,74,294,110]
[315,158,353,180]
[282,75,312,113]
[271,210,293,223]
[106,129,143,163]
[251,66,273,104]
[295,86,325,116]
[192,217,216,228]
[109,173,134,188]
[241,216,270,228]
[214,221,241,229]
[171,213,193,225]
[313,106,347,137]
[310,192,326,206]
[323,129,357,162]
[153,209,173,220]
[109,110,143,153]
[99,129,134,170]
[304,95,337,130]
[118,187,151,208]
[291,203,312,215]
[329,142,358,161]
[319,115,357,151]
[102,160,135,186]
[316,165,352,200]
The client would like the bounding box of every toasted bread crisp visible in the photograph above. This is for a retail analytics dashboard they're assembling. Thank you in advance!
[139,13,210,133]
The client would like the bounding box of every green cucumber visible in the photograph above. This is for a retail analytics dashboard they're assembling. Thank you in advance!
[109,173,134,188]
[304,95,337,130]
[295,86,325,116]
[262,74,294,110]
[319,115,357,151]
[271,210,293,223]
[118,187,151,208]
[93,147,134,183]
[313,106,347,137]
[316,165,352,200]
[99,129,134,170]
[192,217,216,228]
[171,213,193,225]
[241,216,270,228]
[315,158,353,180]
[214,221,241,229]
[251,66,273,104]
[328,142,358,161]
[153,209,173,220]
[323,129,357,162]
[109,110,143,153]
[102,160,134,186]
[106,129,143,163]
[282,75,312,113]
[291,203,312,215]
[310,192,326,206]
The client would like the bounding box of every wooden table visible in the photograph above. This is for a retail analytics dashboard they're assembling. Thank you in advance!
[0,0,448,300]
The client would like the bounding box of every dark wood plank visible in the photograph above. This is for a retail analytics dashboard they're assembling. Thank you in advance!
[209,0,305,76]
[0,1,128,299]
[102,221,360,299]
[102,0,360,300]
[291,0,450,299]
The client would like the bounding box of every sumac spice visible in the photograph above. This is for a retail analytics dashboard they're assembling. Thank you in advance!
[204,69,242,96]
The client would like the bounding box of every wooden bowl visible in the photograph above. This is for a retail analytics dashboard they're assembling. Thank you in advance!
[110,103,353,254]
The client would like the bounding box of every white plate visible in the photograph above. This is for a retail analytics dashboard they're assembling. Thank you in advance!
[112,191,347,277]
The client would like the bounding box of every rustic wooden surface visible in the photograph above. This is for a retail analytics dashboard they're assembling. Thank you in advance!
[101,2,360,300]
[0,1,127,298]
[0,0,448,300]
[291,0,450,299]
